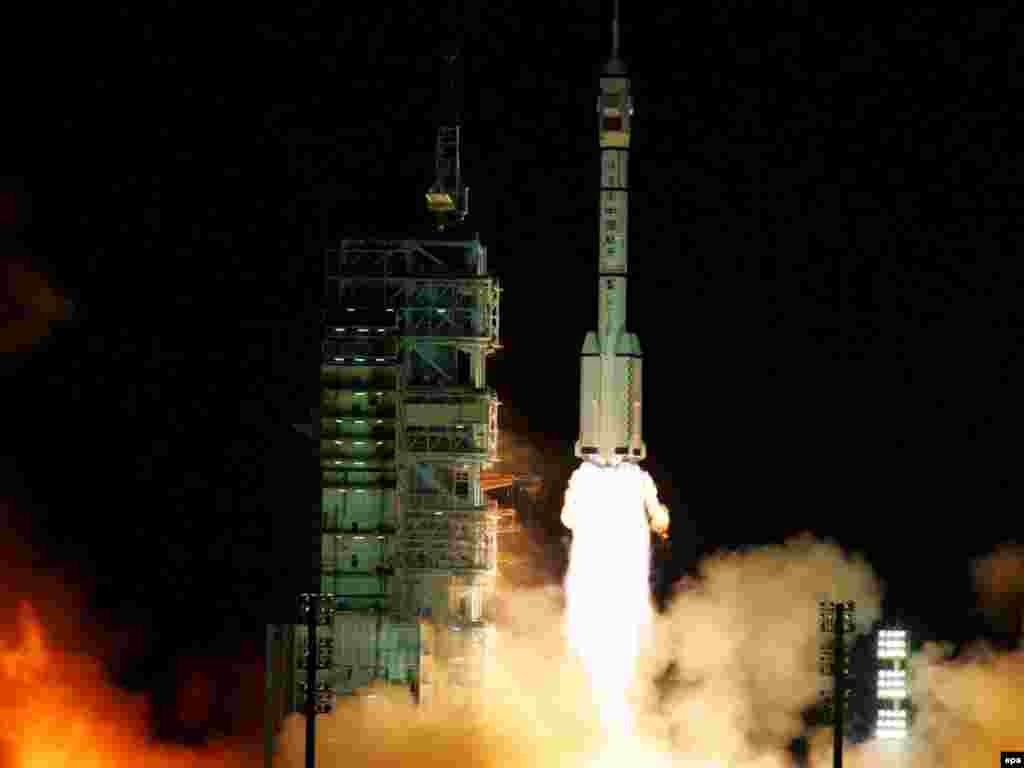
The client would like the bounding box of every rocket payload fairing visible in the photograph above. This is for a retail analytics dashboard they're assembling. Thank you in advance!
[574,1,645,467]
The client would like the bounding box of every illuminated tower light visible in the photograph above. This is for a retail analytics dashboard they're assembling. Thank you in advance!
[878,688,907,697]
[876,728,908,740]
[876,627,911,739]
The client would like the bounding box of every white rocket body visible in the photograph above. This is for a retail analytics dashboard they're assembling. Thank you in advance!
[574,22,644,466]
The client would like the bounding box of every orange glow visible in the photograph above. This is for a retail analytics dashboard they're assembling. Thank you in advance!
[0,258,68,357]
[0,602,246,768]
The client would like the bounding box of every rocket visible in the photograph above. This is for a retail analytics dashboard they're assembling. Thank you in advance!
[574,0,645,467]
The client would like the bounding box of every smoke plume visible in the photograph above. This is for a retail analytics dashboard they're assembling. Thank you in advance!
[279,533,887,768]
[810,543,1024,768]
[277,587,598,768]
[639,533,883,766]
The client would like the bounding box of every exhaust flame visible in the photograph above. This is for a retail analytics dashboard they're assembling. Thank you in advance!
[560,461,663,745]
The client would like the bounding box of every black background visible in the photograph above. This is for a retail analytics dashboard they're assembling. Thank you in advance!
[5,0,1022,739]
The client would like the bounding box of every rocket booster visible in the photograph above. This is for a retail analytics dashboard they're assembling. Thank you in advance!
[574,2,645,466]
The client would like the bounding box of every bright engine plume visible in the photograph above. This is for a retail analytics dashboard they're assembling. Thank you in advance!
[561,461,668,744]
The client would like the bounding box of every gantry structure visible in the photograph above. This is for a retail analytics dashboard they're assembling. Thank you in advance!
[264,46,518,755]
[304,235,502,712]
[266,237,504,733]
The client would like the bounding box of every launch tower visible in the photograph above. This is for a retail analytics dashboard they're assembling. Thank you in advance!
[265,49,508,745]
[312,234,502,712]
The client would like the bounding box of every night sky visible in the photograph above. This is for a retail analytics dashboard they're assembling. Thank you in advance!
[4,1,1022,731]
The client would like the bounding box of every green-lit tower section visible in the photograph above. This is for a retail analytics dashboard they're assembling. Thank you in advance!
[320,293,400,604]
[267,49,504,736]
[314,236,501,710]
[265,50,505,757]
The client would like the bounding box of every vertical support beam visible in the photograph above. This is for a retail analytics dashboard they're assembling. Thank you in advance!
[305,596,318,768]
[376,606,385,681]
[309,394,322,768]
[473,346,484,388]
[833,602,845,768]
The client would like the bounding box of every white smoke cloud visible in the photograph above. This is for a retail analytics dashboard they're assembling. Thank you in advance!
[276,530,1024,768]
[276,586,599,768]
[638,533,883,767]
[811,543,1024,768]
[277,531,888,768]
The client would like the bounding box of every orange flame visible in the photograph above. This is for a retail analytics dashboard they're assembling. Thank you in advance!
[0,602,247,768]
